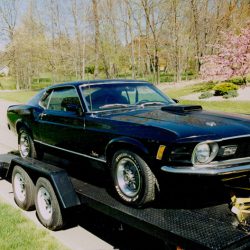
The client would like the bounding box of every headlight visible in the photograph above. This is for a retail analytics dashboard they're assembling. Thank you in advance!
[192,142,219,165]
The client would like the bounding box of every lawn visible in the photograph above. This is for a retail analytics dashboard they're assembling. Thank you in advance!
[0,199,67,250]
[0,91,37,103]
[180,100,250,114]
[165,82,250,114]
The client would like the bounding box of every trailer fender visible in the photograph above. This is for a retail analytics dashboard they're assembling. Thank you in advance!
[7,157,80,209]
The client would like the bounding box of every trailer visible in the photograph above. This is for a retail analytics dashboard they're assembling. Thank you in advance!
[0,153,250,250]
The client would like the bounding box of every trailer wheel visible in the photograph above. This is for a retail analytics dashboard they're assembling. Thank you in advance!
[111,150,156,207]
[35,177,63,230]
[12,165,35,211]
[18,127,43,159]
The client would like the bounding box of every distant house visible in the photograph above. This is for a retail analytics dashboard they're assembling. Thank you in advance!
[0,66,9,76]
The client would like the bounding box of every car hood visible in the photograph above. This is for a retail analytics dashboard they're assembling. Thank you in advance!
[102,106,250,141]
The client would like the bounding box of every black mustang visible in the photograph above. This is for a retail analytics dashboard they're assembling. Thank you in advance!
[7,80,250,206]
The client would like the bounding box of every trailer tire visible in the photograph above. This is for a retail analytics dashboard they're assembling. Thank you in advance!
[12,165,35,211]
[111,150,156,207]
[18,127,43,160]
[35,177,63,230]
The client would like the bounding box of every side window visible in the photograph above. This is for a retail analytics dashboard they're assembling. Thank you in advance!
[43,87,81,112]
[39,91,51,109]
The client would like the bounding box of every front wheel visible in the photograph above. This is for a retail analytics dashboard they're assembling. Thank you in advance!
[111,150,156,207]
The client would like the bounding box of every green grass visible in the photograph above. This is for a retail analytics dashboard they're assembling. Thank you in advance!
[0,91,37,103]
[0,199,68,250]
[165,82,250,114]
[0,77,16,90]
[180,100,250,114]
[0,71,196,91]
[165,82,216,99]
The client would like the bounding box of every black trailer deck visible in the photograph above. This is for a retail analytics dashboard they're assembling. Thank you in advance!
[1,154,250,250]
[72,178,250,250]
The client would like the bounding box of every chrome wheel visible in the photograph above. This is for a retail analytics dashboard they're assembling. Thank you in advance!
[13,173,26,202]
[37,187,52,221]
[19,133,30,158]
[116,157,141,197]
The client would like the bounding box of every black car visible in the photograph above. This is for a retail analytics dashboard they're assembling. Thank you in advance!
[7,80,250,206]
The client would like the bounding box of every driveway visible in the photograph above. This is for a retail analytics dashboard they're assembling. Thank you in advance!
[0,99,18,154]
[0,99,113,250]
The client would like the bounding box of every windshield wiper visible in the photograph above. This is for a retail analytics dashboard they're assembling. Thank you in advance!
[138,101,166,107]
[99,103,131,109]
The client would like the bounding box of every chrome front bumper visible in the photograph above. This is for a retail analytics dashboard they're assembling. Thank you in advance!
[161,157,250,176]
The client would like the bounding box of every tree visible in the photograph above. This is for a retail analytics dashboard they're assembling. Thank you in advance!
[92,0,100,78]
[200,25,250,83]
[1,0,250,89]
[0,0,20,89]
[123,0,136,78]
[70,0,86,80]
[140,0,168,84]
[10,4,47,89]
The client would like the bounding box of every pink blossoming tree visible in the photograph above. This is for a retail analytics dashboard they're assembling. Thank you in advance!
[200,25,250,84]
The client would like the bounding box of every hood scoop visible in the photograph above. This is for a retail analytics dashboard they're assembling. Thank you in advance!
[161,105,202,113]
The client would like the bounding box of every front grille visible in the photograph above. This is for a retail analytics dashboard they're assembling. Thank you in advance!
[235,142,250,158]
[216,137,250,161]
[165,144,194,166]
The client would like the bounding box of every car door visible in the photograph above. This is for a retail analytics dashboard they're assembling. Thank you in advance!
[37,86,86,154]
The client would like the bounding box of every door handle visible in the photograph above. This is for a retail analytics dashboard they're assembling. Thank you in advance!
[39,113,47,119]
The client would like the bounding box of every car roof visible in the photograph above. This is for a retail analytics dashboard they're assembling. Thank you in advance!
[47,79,150,89]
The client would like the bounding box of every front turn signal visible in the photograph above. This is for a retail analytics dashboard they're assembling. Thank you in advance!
[156,145,166,160]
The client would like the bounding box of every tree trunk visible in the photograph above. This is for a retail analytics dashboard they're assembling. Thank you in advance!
[190,0,201,72]
[92,0,100,78]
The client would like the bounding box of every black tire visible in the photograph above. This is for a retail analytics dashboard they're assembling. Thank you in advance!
[18,127,43,159]
[35,177,64,230]
[12,165,35,211]
[111,150,156,207]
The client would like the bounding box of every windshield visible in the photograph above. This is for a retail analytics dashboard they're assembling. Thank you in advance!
[81,82,174,111]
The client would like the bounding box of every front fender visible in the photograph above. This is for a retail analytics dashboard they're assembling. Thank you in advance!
[105,137,150,163]
[15,118,34,137]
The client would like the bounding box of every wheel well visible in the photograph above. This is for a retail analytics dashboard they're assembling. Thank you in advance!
[106,142,150,167]
[16,122,32,138]
[16,122,25,134]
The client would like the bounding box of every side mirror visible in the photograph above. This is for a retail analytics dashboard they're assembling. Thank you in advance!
[172,98,179,103]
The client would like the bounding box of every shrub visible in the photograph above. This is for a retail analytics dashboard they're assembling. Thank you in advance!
[223,90,238,99]
[195,81,216,92]
[199,91,214,99]
[213,82,238,96]
[32,77,51,84]
[228,76,245,86]
[246,74,250,83]
[85,65,95,74]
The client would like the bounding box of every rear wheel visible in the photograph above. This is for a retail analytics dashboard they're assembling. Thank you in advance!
[12,165,35,210]
[18,127,43,159]
[111,150,156,207]
[35,177,64,230]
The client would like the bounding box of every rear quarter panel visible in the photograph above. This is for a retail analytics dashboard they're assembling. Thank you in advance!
[7,105,40,138]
